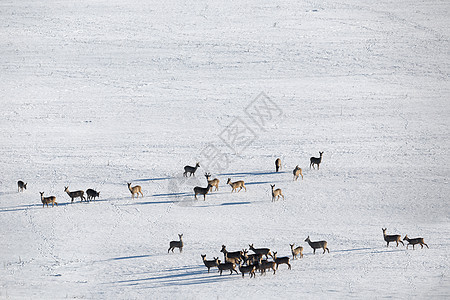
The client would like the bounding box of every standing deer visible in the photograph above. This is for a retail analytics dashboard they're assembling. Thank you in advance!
[305,236,329,254]
[64,186,86,203]
[273,252,291,270]
[220,245,243,262]
[249,244,273,259]
[40,192,57,208]
[270,184,284,201]
[204,173,219,191]
[310,151,324,170]
[239,264,256,278]
[168,234,183,253]
[382,228,404,247]
[289,243,303,259]
[194,184,212,200]
[275,158,281,172]
[127,183,143,199]
[17,181,27,192]
[226,178,246,193]
[217,260,238,275]
[403,235,428,250]
[293,165,303,181]
[201,255,219,273]
[183,162,200,177]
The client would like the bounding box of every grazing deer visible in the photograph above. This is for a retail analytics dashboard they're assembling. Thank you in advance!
[289,243,303,259]
[127,183,143,199]
[201,255,219,273]
[183,162,200,177]
[275,158,281,172]
[40,192,57,208]
[17,181,27,192]
[168,234,183,253]
[310,151,324,170]
[64,186,86,203]
[217,260,238,275]
[249,244,273,259]
[221,245,243,262]
[305,236,329,254]
[86,189,100,200]
[382,228,404,247]
[270,184,284,201]
[273,252,291,270]
[226,178,246,193]
[204,173,219,191]
[293,165,303,181]
[194,184,212,200]
[403,235,429,250]
[239,264,256,278]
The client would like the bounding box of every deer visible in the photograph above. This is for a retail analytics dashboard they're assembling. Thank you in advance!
[241,249,262,266]
[403,235,429,250]
[17,181,27,192]
[305,236,329,254]
[204,173,219,192]
[127,183,143,199]
[201,255,219,273]
[249,244,273,259]
[183,162,200,177]
[39,192,57,208]
[258,258,276,275]
[310,151,324,170]
[293,165,303,181]
[270,184,284,201]
[194,184,212,200]
[168,234,183,253]
[86,189,100,200]
[273,252,291,270]
[220,245,243,262]
[64,186,86,203]
[289,243,303,259]
[239,264,256,278]
[275,158,281,172]
[217,260,238,275]
[226,178,246,193]
[223,252,241,266]
[382,228,404,247]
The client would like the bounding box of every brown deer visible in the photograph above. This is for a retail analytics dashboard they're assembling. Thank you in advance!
[382,228,404,247]
[201,255,219,273]
[218,261,238,275]
[226,178,246,193]
[40,192,57,208]
[305,236,329,254]
[275,158,281,172]
[289,243,303,259]
[220,245,243,262]
[64,186,86,203]
[239,264,256,278]
[403,235,429,250]
[310,151,324,170]
[204,173,219,192]
[270,184,284,201]
[127,183,143,199]
[17,181,27,192]
[293,165,303,181]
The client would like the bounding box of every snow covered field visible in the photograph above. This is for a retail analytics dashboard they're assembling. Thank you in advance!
[1,0,449,298]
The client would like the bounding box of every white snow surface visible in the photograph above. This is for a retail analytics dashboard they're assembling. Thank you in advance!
[1,0,449,299]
